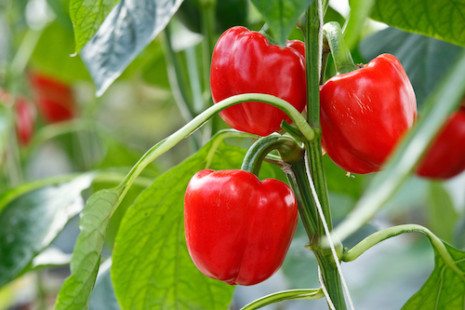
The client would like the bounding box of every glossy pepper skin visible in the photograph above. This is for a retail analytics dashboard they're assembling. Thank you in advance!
[184,169,298,285]
[210,26,306,136]
[29,72,76,123]
[417,107,465,179]
[320,54,417,174]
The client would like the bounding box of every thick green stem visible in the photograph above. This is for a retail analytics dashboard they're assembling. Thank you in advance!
[241,134,302,175]
[286,153,346,309]
[305,1,322,127]
[323,22,356,74]
[304,2,347,309]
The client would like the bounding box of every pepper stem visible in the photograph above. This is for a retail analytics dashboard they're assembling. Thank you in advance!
[323,22,356,74]
[304,2,349,308]
[241,134,302,175]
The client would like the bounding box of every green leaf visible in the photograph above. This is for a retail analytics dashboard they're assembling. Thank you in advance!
[371,0,465,46]
[251,0,312,46]
[112,132,287,309]
[331,49,465,242]
[55,188,120,309]
[30,21,91,83]
[360,27,463,106]
[0,174,93,286]
[69,0,119,52]
[403,244,465,309]
[81,0,184,95]
[426,182,459,243]
[111,137,255,309]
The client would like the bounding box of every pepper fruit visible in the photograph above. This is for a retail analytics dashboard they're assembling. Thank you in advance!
[29,72,76,123]
[184,169,298,285]
[15,98,36,145]
[416,106,465,179]
[0,92,35,145]
[210,26,307,136]
[320,54,417,174]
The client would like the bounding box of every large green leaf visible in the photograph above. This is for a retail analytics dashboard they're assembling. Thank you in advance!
[360,27,463,106]
[69,0,119,52]
[403,244,465,309]
[81,0,184,95]
[55,188,120,309]
[112,135,283,309]
[371,0,465,46]
[30,21,91,83]
[251,0,312,46]
[0,174,93,286]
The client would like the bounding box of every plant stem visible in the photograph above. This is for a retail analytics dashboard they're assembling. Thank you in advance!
[341,224,464,278]
[117,93,315,205]
[200,0,215,101]
[322,22,356,74]
[286,154,346,309]
[200,0,222,136]
[163,26,196,121]
[36,271,48,310]
[305,1,322,127]
[304,2,347,309]
[185,46,204,113]
[241,134,302,175]
[163,25,201,150]
[241,288,324,310]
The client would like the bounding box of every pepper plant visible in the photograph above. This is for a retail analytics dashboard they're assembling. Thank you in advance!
[2,0,465,309]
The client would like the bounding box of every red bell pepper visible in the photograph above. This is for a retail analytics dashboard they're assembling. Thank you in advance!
[210,26,307,136]
[320,54,417,174]
[417,107,465,179]
[29,72,76,123]
[184,169,298,285]
[0,92,35,145]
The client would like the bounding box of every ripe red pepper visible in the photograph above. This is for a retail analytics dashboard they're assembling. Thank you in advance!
[0,92,35,145]
[210,26,306,136]
[416,107,465,179]
[320,54,417,174]
[29,72,76,123]
[184,169,298,285]
[14,98,36,145]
